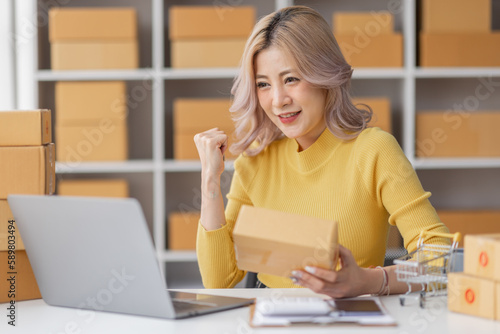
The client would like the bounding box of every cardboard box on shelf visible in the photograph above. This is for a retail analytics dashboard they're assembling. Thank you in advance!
[233,205,338,278]
[335,33,403,67]
[51,41,138,70]
[419,33,500,67]
[0,144,55,199]
[421,0,491,33]
[49,7,138,70]
[438,210,500,247]
[173,98,235,160]
[416,111,500,157]
[0,110,52,146]
[333,11,394,35]
[171,39,246,68]
[352,97,391,133]
[169,6,255,39]
[56,119,128,162]
[173,99,233,131]
[168,211,200,250]
[447,272,496,320]
[55,81,127,124]
[0,200,25,251]
[58,179,129,198]
[464,234,500,281]
[49,7,137,41]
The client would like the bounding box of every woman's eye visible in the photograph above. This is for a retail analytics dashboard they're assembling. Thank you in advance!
[285,77,299,84]
[256,82,269,88]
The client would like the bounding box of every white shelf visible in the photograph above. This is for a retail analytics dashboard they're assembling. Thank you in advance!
[159,250,197,262]
[162,159,235,173]
[414,67,500,78]
[161,68,239,80]
[37,69,158,81]
[351,68,406,79]
[55,160,155,174]
[413,158,500,170]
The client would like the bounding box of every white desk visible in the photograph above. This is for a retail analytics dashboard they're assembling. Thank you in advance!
[2,288,500,334]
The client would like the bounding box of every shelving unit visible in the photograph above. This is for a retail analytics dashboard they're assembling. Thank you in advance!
[14,0,500,288]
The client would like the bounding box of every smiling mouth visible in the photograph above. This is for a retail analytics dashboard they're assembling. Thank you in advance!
[278,111,301,118]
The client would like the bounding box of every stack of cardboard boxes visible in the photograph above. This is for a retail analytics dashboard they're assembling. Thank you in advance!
[55,81,129,163]
[49,7,138,70]
[0,110,56,302]
[333,11,403,67]
[420,0,500,67]
[448,234,500,320]
[169,6,255,68]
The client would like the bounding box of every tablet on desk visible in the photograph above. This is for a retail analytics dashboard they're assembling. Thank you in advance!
[334,299,384,316]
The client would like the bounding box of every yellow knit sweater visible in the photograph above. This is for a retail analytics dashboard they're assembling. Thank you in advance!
[196,127,449,289]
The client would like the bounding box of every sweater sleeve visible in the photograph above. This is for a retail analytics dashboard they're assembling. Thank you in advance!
[355,128,450,253]
[196,157,254,288]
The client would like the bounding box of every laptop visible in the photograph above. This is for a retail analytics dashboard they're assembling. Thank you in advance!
[7,194,253,319]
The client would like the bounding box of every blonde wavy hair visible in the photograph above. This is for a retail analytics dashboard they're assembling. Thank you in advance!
[229,6,372,156]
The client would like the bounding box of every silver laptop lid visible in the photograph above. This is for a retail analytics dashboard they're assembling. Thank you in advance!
[8,195,176,319]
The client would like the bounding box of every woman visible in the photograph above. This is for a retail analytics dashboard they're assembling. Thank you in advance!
[194,6,449,297]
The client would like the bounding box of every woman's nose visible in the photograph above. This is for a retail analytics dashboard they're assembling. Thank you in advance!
[272,86,292,109]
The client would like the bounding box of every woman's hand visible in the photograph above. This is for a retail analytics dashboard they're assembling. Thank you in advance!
[290,245,383,298]
[194,128,228,178]
[194,128,229,231]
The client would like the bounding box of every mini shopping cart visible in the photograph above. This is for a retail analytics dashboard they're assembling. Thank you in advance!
[394,231,461,308]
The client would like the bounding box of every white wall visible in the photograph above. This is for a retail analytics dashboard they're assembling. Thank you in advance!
[14,0,37,109]
[0,0,16,109]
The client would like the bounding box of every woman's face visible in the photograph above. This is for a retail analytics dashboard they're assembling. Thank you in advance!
[254,46,327,151]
